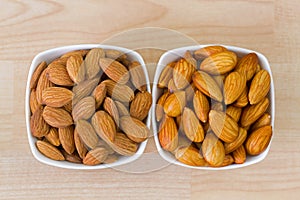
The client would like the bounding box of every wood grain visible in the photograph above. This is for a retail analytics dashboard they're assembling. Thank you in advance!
[0,0,300,199]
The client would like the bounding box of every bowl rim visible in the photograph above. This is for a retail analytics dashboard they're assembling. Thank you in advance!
[152,44,275,170]
[25,44,151,169]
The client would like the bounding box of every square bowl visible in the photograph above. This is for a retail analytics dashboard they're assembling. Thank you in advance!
[26,44,151,169]
[152,44,275,170]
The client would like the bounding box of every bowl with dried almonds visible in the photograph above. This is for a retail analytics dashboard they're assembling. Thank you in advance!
[26,44,152,169]
[152,45,275,170]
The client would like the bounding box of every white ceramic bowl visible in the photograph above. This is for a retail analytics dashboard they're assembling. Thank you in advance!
[152,44,275,170]
[26,44,151,169]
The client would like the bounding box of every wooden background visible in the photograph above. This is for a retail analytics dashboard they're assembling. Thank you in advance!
[1,0,300,199]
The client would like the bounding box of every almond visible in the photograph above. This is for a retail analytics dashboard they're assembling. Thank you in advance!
[163,91,186,117]
[233,86,248,107]
[155,92,169,122]
[76,120,99,149]
[115,101,130,117]
[36,140,65,161]
[167,79,178,93]
[233,145,246,164]
[235,53,258,81]
[66,54,84,84]
[185,82,197,102]
[93,82,107,109]
[193,90,210,123]
[226,105,242,122]
[30,89,39,114]
[61,150,82,164]
[61,49,89,59]
[120,116,150,143]
[74,128,88,159]
[103,97,120,126]
[109,132,138,156]
[72,77,99,105]
[36,68,54,104]
[175,146,207,166]
[158,61,176,88]
[42,106,73,128]
[194,45,227,59]
[103,79,134,103]
[200,51,237,75]
[51,57,68,66]
[30,106,50,137]
[103,154,118,164]
[248,69,271,105]
[128,61,147,91]
[30,61,47,89]
[183,50,197,68]
[251,113,271,131]
[245,125,272,155]
[130,91,152,121]
[202,132,225,167]
[45,127,60,146]
[220,154,234,167]
[209,110,239,143]
[173,58,196,89]
[223,72,246,104]
[158,116,178,152]
[42,87,73,107]
[85,48,105,79]
[46,63,74,86]
[212,75,224,89]
[58,126,75,154]
[91,111,116,143]
[105,49,126,60]
[99,58,129,84]
[240,97,269,127]
[182,108,204,142]
[72,96,95,122]
[224,127,247,154]
[192,71,223,102]
[83,147,108,165]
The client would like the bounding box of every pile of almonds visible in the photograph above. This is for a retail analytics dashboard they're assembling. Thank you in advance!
[156,46,272,167]
[30,48,152,165]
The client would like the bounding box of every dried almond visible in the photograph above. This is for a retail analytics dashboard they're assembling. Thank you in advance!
[223,72,246,104]
[128,61,147,91]
[99,58,129,84]
[36,69,54,104]
[158,116,178,151]
[235,53,258,81]
[61,49,89,59]
[194,46,227,59]
[46,63,73,86]
[103,79,134,103]
[202,132,225,167]
[74,128,88,159]
[130,91,152,121]
[85,48,105,79]
[93,82,107,109]
[155,92,169,122]
[192,71,223,102]
[45,127,60,146]
[76,120,99,149]
[103,154,118,164]
[105,49,126,60]
[220,154,234,167]
[36,140,65,161]
[30,89,39,114]
[251,113,271,131]
[175,146,207,166]
[72,77,99,105]
[209,110,239,143]
[72,96,95,122]
[167,79,178,93]
[120,116,150,143]
[193,90,210,123]
[182,107,204,142]
[30,106,50,137]
[224,127,247,154]
[233,145,246,164]
[83,147,108,165]
[158,61,176,88]
[58,126,75,154]
[185,82,197,102]
[226,105,242,122]
[42,87,73,107]
[212,75,224,89]
[109,132,138,156]
[92,111,116,143]
[103,97,120,126]
[233,86,248,107]
[163,91,186,117]
[66,54,84,84]
[245,125,272,155]
[173,58,196,89]
[30,61,47,89]
[183,50,197,68]
[240,97,269,127]
[248,69,271,105]
[42,106,73,128]
[61,150,82,164]
[115,101,129,117]
[200,51,237,75]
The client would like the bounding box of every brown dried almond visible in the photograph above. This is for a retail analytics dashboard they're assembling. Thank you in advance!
[30,106,50,137]
[219,154,235,167]
[91,111,116,143]
[233,86,248,107]
[248,69,271,105]
[235,53,258,81]
[202,132,225,167]
[72,77,99,105]
[194,45,227,59]
[120,116,150,143]
[36,69,54,104]
[155,92,169,122]
[42,106,73,128]
[72,96,95,122]
[61,150,82,164]
[46,63,73,86]
[105,49,126,60]
[45,127,60,146]
[42,87,73,107]
[103,97,120,126]
[30,89,39,114]
[130,91,152,121]
[223,72,246,105]
[128,61,147,91]
[182,108,204,142]
[36,140,65,161]
[245,125,272,155]
[192,71,223,102]
[58,126,75,154]
[83,147,108,165]
[224,127,247,154]
[167,79,178,93]
[109,132,138,156]
[158,61,176,88]
[103,154,118,164]
[74,129,88,159]
[173,58,196,89]
[61,49,89,59]
[163,91,186,117]
[158,116,178,152]
[233,145,246,164]
[184,50,197,68]
[175,146,207,166]
[99,58,129,84]
[85,48,105,79]
[103,79,134,103]
[66,54,84,84]
[251,113,271,131]
[185,82,197,102]
[193,90,210,123]
[76,120,99,149]
[93,82,107,109]
[226,105,242,122]
[30,61,47,89]
[115,101,129,117]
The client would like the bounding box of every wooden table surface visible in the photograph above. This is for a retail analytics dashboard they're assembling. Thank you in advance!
[1,0,300,199]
